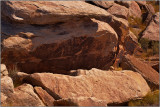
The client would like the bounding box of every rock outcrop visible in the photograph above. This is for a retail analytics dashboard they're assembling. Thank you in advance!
[91,1,114,9]
[2,1,130,74]
[25,69,150,105]
[141,12,159,41]
[121,54,159,89]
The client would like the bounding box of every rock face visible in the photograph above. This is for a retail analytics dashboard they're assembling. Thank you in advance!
[121,54,159,89]
[141,12,159,41]
[54,97,107,106]
[25,69,150,105]
[34,87,55,106]
[2,18,118,74]
[107,3,129,19]
[2,84,44,106]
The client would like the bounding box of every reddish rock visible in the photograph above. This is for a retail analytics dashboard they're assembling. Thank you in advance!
[121,54,159,89]
[2,18,119,74]
[92,1,114,9]
[34,87,55,106]
[2,84,44,106]
[54,97,107,106]
[141,12,159,41]
[107,3,129,19]
[25,69,150,104]
[129,1,142,18]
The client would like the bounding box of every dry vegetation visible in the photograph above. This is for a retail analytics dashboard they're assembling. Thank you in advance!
[128,90,159,106]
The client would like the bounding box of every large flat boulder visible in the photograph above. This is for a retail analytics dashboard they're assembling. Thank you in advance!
[141,12,159,41]
[1,1,113,25]
[2,18,119,74]
[2,84,44,106]
[25,69,150,105]
[121,54,159,89]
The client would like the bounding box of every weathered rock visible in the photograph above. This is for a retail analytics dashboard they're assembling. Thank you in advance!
[34,87,55,106]
[92,1,114,9]
[25,69,150,104]
[141,12,159,41]
[129,1,142,18]
[14,72,29,82]
[1,76,14,96]
[107,3,129,19]
[1,64,8,76]
[121,54,159,89]
[115,1,141,18]
[124,31,140,55]
[54,97,108,106]
[1,93,7,104]
[3,84,44,106]
[2,18,119,74]
[1,1,113,25]
[115,1,131,8]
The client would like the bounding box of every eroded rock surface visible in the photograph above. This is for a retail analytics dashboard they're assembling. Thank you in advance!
[25,69,150,104]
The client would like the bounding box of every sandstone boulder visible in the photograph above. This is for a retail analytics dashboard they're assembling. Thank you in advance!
[107,3,129,19]
[1,64,8,76]
[141,12,159,41]
[1,93,7,104]
[115,1,141,18]
[129,1,142,18]
[2,84,44,106]
[34,86,55,106]
[92,1,114,9]
[1,76,14,96]
[2,18,119,74]
[25,69,150,105]
[121,54,159,89]
[1,1,112,25]
[54,97,107,106]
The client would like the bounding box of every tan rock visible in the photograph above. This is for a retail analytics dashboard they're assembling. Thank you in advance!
[2,1,112,25]
[54,97,107,106]
[34,87,55,106]
[2,36,32,51]
[135,1,146,6]
[107,3,129,19]
[1,93,7,104]
[129,1,142,18]
[141,12,159,41]
[25,69,150,104]
[1,64,8,76]
[92,1,114,9]
[3,84,44,106]
[1,76,14,96]
[121,54,159,89]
